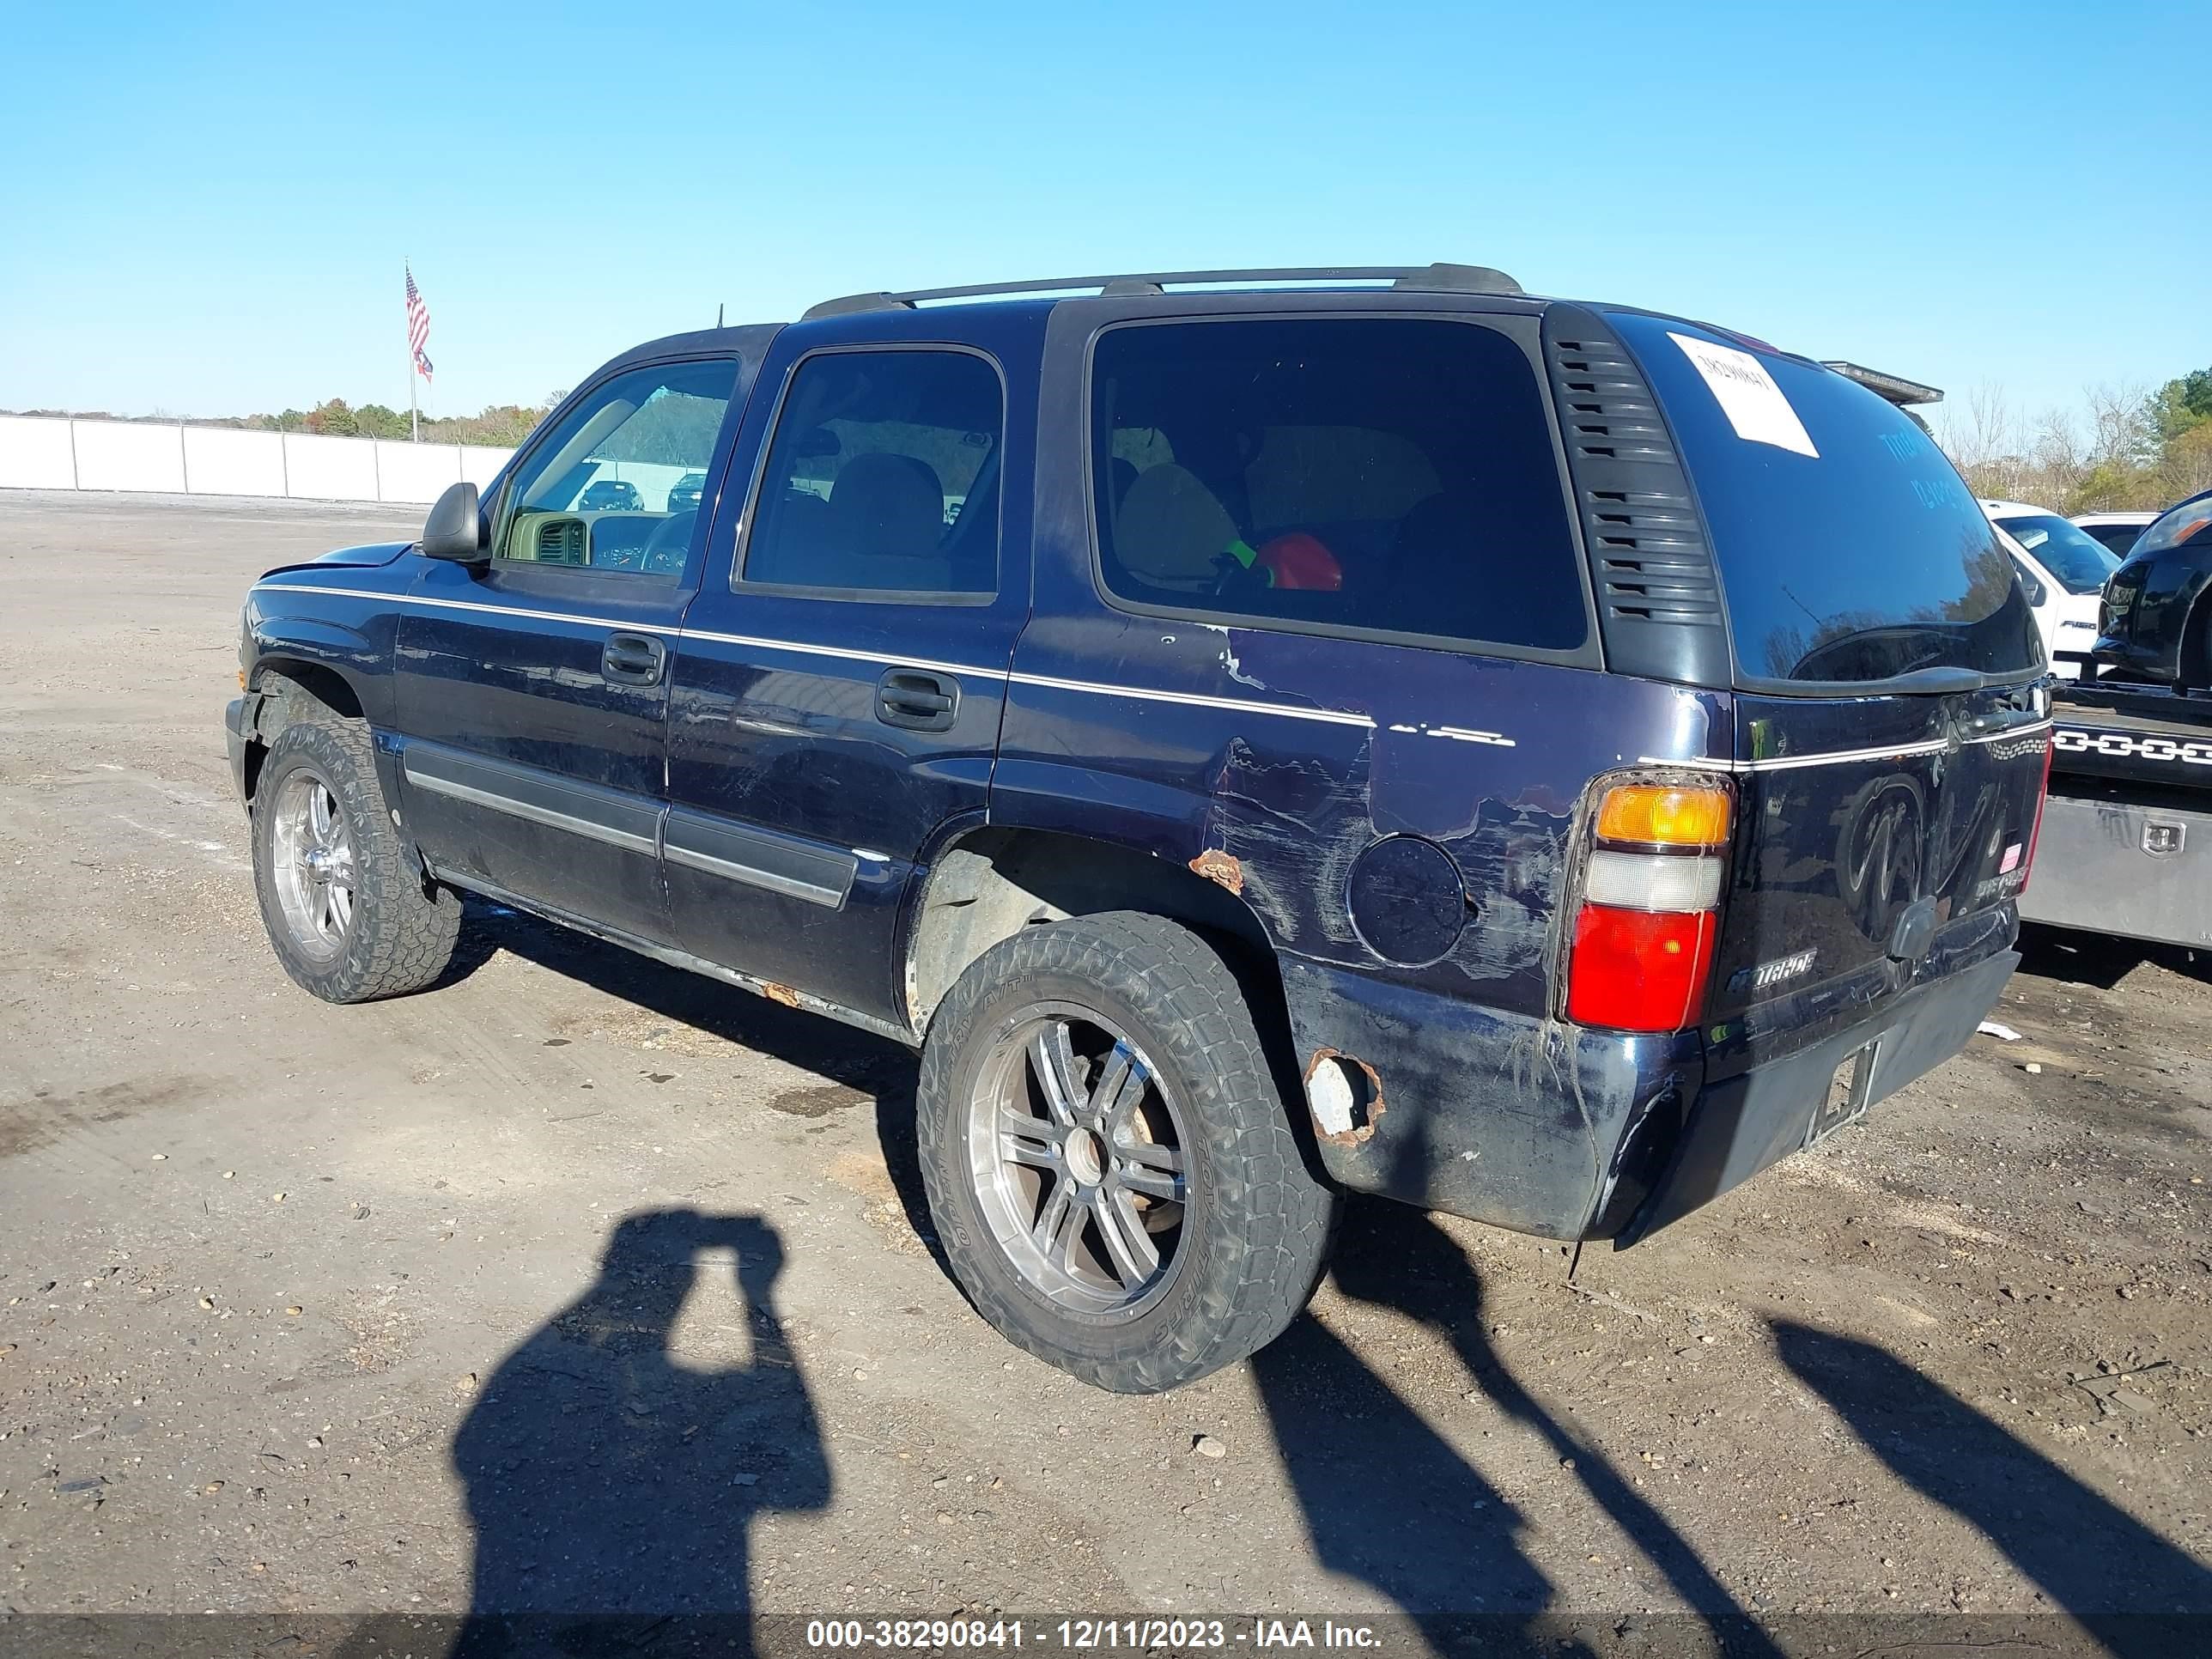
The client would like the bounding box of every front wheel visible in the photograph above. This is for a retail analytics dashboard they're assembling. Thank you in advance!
[250,716,461,1002]
[916,912,1339,1393]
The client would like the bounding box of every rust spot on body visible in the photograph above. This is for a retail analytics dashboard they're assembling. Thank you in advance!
[1304,1048,1385,1146]
[761,981,802,1009]
[1189,848,1244,894]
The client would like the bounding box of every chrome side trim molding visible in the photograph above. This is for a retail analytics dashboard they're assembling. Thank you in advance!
[400,765,659,855]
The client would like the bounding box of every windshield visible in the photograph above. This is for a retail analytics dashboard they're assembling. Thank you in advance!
[1611,312,2044,689]
[2135,490,2212,556]
[1993,514,2119,593]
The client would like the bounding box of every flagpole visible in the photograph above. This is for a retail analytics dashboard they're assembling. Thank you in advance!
[409,325,420,442]
[406,260,420,443]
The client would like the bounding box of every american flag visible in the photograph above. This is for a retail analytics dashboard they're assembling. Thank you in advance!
[404,265,434,383]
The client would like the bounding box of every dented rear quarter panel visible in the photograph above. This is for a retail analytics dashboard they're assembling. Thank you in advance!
[1005,300,1735,1236]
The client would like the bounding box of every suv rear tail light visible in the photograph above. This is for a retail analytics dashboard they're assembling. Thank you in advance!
[1565,779,1732,1033]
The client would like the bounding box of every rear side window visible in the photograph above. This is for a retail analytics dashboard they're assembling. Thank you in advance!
[1612,312,2043,687]
[1994,513,2118,594]
[741,348,1002,596]
[1089,318,1586,653]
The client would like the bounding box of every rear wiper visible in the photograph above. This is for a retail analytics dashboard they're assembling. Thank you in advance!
[1880,665,1990,695]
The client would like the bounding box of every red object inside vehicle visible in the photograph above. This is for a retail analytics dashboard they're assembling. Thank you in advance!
[1255,532,1342,592]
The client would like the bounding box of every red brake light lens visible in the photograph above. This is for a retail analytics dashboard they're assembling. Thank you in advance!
[1565,904,1718,1031]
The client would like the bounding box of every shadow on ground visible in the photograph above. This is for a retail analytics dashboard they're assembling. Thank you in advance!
[454,899,939,1255]
[2018,921,2209,990]
[1774,1320,2212,1620]
[341,1209,827,1657]
[1252,1200,1778,1654]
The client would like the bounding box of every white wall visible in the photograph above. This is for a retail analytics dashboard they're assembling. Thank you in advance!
[0,415,516,506]
[376,440,462,504]
[76,420,186,493]
[283,432,385,502]
[184,426,288,497]
[459,446,509,489]
[0,416,77,488]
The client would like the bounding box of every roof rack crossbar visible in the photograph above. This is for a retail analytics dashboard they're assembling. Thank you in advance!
[801,264,1522,321]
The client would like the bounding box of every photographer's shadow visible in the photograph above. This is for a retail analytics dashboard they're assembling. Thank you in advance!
[448,1209,830,1652]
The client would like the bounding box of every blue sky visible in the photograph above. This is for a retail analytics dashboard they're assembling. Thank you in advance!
[4,1,2205,430]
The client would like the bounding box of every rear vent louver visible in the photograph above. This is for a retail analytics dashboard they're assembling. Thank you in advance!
[537,520,585,565]
[1543,307,1732,687]
[1550,340,1679,466]
[1584,486,1722,625]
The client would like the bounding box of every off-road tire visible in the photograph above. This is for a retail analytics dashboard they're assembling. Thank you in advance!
[916,911,1339,1393]
[251,715,460,1002]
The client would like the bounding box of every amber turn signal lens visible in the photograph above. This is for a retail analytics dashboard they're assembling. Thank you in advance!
[1595,783,1731,848]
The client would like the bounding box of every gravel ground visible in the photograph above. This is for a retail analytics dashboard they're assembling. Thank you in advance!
[0,492,2208,1640]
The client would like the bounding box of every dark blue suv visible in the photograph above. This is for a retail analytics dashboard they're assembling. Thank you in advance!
[226,265,2053,1391]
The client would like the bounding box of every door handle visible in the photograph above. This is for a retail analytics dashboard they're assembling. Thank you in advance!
[602,632,666,687]
[876,667,959,732]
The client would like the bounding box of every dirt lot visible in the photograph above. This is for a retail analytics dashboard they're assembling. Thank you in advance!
[1,493,2208,1641]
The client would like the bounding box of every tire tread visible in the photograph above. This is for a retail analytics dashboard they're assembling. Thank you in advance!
[252,717,460,1003]
[916,911,1336,1393]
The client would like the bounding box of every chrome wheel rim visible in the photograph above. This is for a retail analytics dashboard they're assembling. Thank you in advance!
[966,1003,1189,1322]
[270,769,356,963]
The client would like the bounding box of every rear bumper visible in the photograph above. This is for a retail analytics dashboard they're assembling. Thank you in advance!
[2020,790,2212,948]
[1618,946,2019,1244]
[1275,943,2017,1244]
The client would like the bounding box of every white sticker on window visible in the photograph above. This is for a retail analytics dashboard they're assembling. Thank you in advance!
[1668,331,1818,459]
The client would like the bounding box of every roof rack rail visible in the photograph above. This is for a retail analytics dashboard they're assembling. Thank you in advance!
[801,264,1522,321]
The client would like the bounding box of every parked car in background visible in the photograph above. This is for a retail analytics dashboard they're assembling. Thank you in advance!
[667,471,708,514]
[1979,501,2113,676]
[2071,509,2158,559]
[2097,487,2212,687]
[578,478,644,513]
[226,266,2051,1391]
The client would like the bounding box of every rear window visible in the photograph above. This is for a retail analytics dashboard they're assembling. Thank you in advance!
[2079,520,2147,558]
[1993,513,2118,593]
[1612,312,2044,688]
[1090,318,1587,654]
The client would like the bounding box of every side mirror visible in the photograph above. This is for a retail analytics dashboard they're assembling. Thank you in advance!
[421,482,486,562]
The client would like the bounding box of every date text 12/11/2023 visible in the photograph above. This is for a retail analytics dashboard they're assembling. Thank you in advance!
[804,1620,1384,1650]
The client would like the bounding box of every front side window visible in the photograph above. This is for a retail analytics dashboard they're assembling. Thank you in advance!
[1089,318,1587,653]
[740,349,1002,596]
[497,359,738,576]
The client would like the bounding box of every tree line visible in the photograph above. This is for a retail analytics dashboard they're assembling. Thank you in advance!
[1931,364,2212,514]
[3,395,562,448]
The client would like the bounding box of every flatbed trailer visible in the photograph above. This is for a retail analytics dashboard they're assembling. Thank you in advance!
[2023,658,2212,948]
